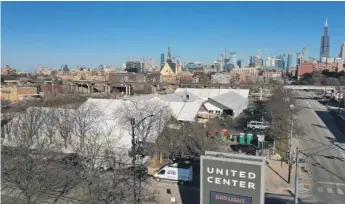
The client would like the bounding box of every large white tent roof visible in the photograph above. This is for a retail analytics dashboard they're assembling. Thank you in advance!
[174,88,249,114]
[174,88,249,100]
[209,91,247,111]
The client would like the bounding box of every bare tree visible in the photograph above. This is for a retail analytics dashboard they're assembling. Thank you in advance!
[71,102,103,149]
[115,98,172,148]
[54,108,75,149]
[259,88,305,156]
[6,106,45,147]
[157,119,218,159]
[41,108,57,144]
[322,77,341,86]
[1,146,84,204]
[1,110,21,141]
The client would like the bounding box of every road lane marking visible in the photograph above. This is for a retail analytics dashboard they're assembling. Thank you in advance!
[327,188,333,194]
[337,189,344,195]
[317,187,323,192]
[316,181,345,186]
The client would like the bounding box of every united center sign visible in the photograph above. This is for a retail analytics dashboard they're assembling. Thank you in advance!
[201,152,265,204]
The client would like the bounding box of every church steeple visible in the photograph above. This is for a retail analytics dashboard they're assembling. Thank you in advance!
[167,44,172,62]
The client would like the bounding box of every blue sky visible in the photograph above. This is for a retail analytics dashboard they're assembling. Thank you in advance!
[1,1,345,71]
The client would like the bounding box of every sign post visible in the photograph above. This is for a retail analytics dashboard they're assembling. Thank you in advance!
[201,152,266,204]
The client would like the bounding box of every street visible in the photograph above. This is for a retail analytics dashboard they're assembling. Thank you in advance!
[294,90,345,204]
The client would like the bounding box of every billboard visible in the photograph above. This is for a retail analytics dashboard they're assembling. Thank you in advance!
[201,152,265,204]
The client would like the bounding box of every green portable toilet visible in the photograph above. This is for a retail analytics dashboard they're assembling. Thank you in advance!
[246,133,253,144]
[239,133,246,144]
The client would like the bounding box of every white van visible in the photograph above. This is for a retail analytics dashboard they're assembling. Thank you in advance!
[153,163,193,185]
[247,120,270,130]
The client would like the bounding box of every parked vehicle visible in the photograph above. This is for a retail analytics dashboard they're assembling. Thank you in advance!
[230,144,259,156]
[247,120,270,130]
[153,163,193,185]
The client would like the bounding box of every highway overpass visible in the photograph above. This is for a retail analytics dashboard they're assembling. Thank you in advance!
[283,85,344,91]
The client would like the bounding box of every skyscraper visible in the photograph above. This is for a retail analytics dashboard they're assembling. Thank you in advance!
[320,19,330,60]
[160,53,165,67]
[249,56,255,67]
[339,43,345,59]
[286,52,297,72]
[237,60,242,68]
[275,57,285,70]
[229,52,237,68]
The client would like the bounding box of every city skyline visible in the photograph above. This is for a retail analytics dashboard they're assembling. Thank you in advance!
[1,1,345,71]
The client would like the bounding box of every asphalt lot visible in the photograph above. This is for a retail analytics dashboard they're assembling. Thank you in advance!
[294,90,345,204]
[148,179,319,204]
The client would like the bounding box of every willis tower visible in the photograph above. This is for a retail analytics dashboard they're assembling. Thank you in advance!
[320,19,330,60]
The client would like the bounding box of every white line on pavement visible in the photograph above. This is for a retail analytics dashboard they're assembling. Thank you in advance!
[317,187,324,192]
[337,188,344,195]
[327,188,334,194]
[316,181,345,186]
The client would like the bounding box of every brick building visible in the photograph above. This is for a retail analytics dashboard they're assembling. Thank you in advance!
[297,63,344,79]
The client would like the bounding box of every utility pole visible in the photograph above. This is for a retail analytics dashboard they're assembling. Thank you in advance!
[128,111,155,204]
[288,104,294,184]
[130,117,137,204]
[294,147,300,204]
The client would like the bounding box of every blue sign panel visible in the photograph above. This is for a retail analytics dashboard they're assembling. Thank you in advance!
[167,170,176,175]
[210,191,252,204]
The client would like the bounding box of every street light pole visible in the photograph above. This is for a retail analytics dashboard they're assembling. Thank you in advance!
[129,114,155,204]
[288,104,294,184]
[294,147,300,204]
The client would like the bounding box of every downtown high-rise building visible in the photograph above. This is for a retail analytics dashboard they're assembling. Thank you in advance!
[286,52,297,72]
[229,52,237,68]
[265,57,276,67]
[237,59,242,68]
[249,56,256,67]
[320,19,330,60]
[339,42,345,59]
[160,53,165,67]
[275,55,285,70]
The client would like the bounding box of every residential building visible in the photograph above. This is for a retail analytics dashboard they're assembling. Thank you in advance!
[125,61,142,73]
[296,64,314,79]
[313,62,343,72]
[320,19,330,60]
[1,86,38,103]
[211,73,231,84]
[1,65,16,76]
[230,67,261,82]
[296,62,343,79]
[36,67,56,76]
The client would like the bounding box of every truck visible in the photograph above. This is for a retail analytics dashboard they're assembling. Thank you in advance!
[153,162,193,185]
